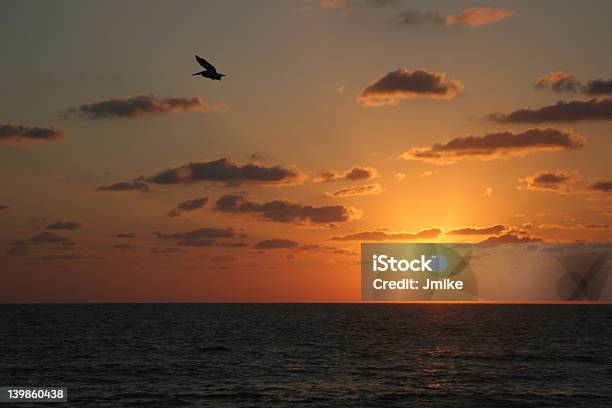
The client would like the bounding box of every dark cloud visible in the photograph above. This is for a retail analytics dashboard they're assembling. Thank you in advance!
[63,94,219,119]
[113,244,136,251]
[147,158,300,187]
[154,227,247,248]
[45,221,80,231]
[522,170,574,192]
[366,0,401,6]
[215,194,361,225]
[534,72,612,95]
[447,225,508,235]
[401,128,584,164]
[156,227,236,241]
[489,98,612,123]
[0,205,8,210]
[253,239,299,250]
[0,123,65,145]
[479,232,541,244]
[395,7,515,28]
[394,9,445,26]
[315,165,378,182]
[116,232,135,238]
[167,197,209,217]
[587,79,612,95]
[589,180,612,193]
[331,228,442,241]
[28,231,70,244]
[534,72,585,94]
[359,69,463,106]
[95,181,151,193]
[326,184,382,198]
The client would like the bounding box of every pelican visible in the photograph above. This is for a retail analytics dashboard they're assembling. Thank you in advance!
[192,55,226,81]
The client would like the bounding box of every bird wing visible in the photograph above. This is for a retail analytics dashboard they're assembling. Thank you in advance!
[195,55,217,73]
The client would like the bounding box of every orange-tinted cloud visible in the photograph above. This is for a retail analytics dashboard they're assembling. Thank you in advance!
[253,239,298,250]
[358,69,463,106]
[315,165,378,182]
[589,180,612,193]
[167,197,209,217]
[326,183,382,198]
[479,232,541,244]
[489,97,612,123]
[147,158,301,187]
[447,225,508,235]
[535,71,612,95]
[154,227,248,248]
[0,123,64,145]
[64,94,224,119]
[445,8,516,27]
[521,170,575,192]
[331,228,441,241]
[395,7,515,28]
[28,231,70,244]
[401,128,584,164]
[95,181,151,193]
[215,194,362,225]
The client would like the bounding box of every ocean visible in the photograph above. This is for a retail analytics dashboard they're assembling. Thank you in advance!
[1,304,611,407]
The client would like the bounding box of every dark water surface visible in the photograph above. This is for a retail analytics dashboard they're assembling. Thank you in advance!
[1,304,611,407]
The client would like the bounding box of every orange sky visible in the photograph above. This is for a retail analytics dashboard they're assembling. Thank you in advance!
[1,1,611,302]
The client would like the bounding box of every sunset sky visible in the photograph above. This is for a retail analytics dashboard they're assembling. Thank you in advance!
[1,0,611,302]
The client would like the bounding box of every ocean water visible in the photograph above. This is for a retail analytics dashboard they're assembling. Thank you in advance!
[1,304,611,407]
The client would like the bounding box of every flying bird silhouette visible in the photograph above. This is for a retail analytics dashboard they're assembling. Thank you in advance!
[192,55,226,81]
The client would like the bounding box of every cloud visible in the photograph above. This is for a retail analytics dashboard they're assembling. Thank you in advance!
[479,232,541,244]
[587,79,612,95]
[326,184,382,198]
[395,9,445,26]
[534,71,612,95]
[116,232,135,238]
[63,94,221,119]
[0,205,9,210]
[253,239,299,250]
[215,194,361,225]
[534,71,585,94]
[394,173,406,181]
[331,228,442,241]
[489,97,612,123]
[95,181,151,193]
[589,180,612,193]
[395,7,515,27]
[0,123,65,145]
[167,197,209,217]
[28,231,70,244]
[447,225,508,235]
[445,7,516,27]
[521,170,575,192]
[359,69,463,106]
[156,228,237,241]
[400,128,584,164]
[147,158,301,187]
[154,227,248,248]
[315,165,378,182]
[45,221,80,231]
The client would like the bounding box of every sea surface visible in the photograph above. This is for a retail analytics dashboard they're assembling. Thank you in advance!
[1,304,611,407]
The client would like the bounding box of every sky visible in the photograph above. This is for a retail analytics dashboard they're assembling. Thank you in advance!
[1,0,611,302]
